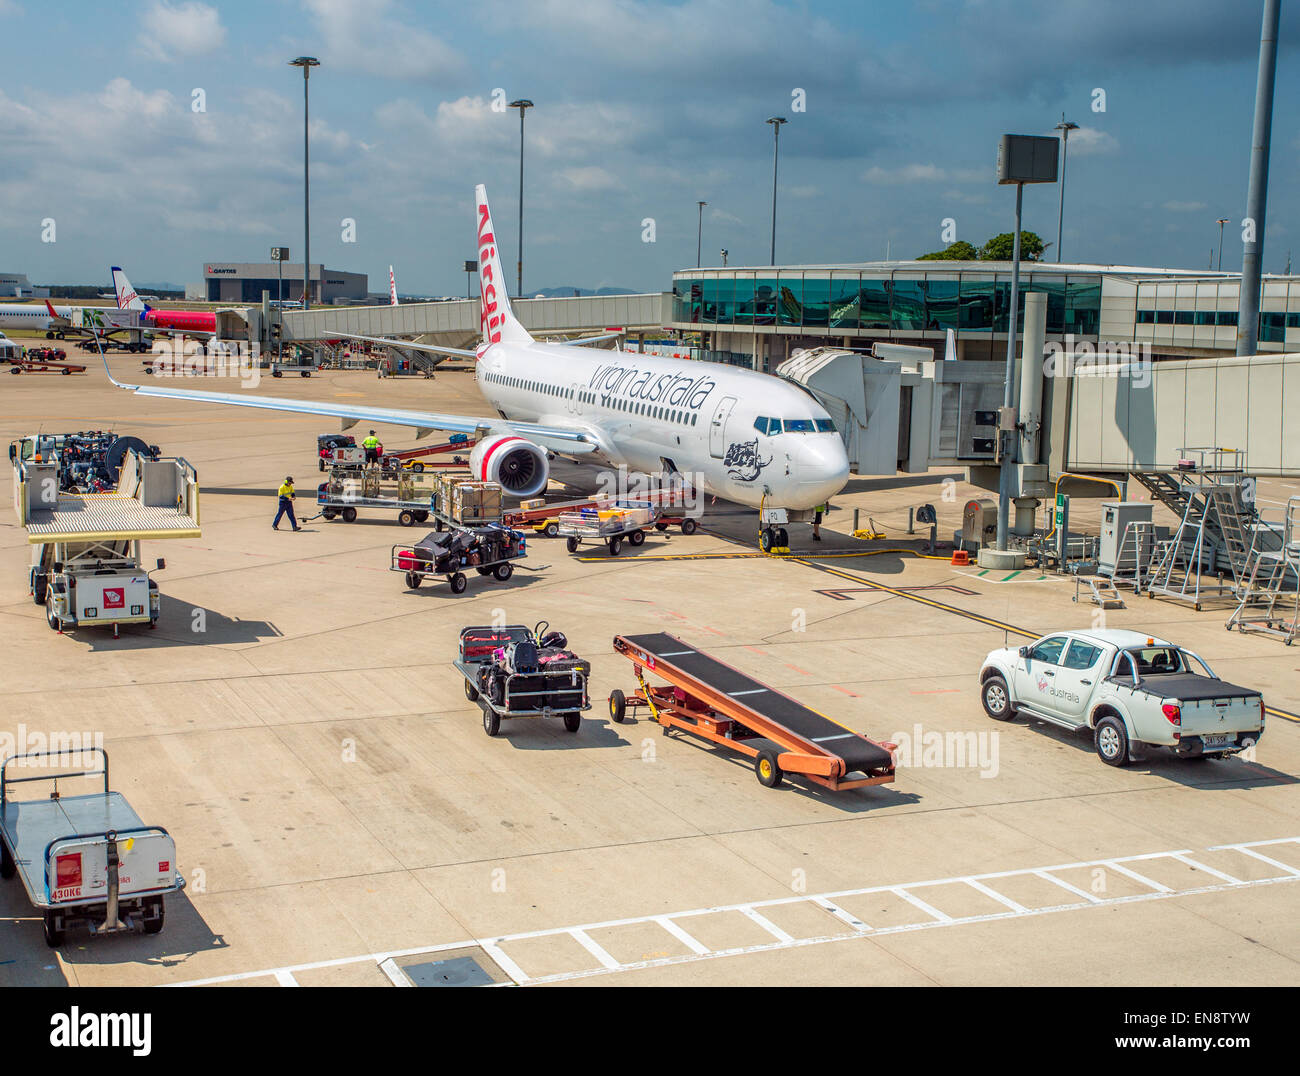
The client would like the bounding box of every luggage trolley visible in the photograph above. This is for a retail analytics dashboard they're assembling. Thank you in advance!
[0,749,185,947]
[558,500,662,556]
[455,623,592,736]
[610,633,897,792]
[392,525,527,594]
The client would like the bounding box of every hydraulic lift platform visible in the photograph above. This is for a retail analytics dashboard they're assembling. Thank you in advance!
[610,632,896,792]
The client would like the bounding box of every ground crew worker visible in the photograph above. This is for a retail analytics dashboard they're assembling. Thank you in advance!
[362,430,381,465]
[273,476,300,531]
[812,501,828,542]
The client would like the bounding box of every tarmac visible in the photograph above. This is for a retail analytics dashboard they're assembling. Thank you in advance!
[1,356,1297,987]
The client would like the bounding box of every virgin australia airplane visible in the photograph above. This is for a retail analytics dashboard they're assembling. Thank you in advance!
[104,186,849,545]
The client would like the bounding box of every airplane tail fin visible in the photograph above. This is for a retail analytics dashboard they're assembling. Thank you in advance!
[389,266,399,306]
[44,300,59,320]
[112,266,145,311]
[474,184,532,346]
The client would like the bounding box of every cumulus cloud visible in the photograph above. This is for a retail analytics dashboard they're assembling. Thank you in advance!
[862,163,986,184]
[1065,126,1119,157]
[140,1,226,61]
[302,0,465,82]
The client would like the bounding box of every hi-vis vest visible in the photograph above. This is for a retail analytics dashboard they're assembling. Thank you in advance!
[363,436,379,449]
[278,482,294,498]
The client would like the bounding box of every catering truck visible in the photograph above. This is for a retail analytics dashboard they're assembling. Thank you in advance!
[12,440,200,636]
[978,629,1265,766]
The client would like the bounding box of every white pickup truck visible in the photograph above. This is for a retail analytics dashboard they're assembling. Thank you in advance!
[978,629,1265,766]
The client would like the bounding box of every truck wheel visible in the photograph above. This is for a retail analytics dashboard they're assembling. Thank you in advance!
[0,840,15,880]
[1094,717,1131,767]
[755,750,784,788]
[142,896,165,935]
[608,536,623,556]
[32,572,48,605]
[414,511,429,523]
[544,522,559,538]
[322,508,338,520]
[562,712,581,733]
[319,459,326,472]
[464,678,479,702]
[681,518,698,535]
[566,537,579,553]
[493,562,513,581]
[411,462,424,473]
[405,571,421,590]
[43,911,65,948]
[449,572,468,594]
[475,566,492,576]
[655,521,669,531]
[609,689,627,724]
[981,674,1016,721]
[629,529,645,546]
[398,510,415,527]
[46,599,61,633]
[341,506,358,523]
[482,704,501,737]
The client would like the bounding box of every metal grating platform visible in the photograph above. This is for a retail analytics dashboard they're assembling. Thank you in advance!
[24,495,200,543]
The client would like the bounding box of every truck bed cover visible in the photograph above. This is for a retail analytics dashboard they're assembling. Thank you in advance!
[1125,673,1263,701]
[621,632,893,773]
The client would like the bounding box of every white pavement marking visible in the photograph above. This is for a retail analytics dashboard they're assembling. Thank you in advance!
[378,959,409,987]
[167,837,1300,988]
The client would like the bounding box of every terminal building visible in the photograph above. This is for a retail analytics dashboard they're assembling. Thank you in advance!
[190,262,368,305]
[670,262,1300,370]
[0,272,47,299]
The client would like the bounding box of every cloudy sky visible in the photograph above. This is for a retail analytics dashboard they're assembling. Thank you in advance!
[2,0,1298,295]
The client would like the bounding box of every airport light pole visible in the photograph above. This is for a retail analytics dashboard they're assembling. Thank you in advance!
[1237,0,1280,357]
[289,57,319,310]
[510,99,533,299]
[993,134,1058,559]
[721,248,729,267]
[1053,116,1078,262]
[1216,218,1230,271]
[696,201,707,267]
[766,117,787,265]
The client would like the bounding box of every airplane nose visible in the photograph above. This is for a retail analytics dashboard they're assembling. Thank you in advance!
[796,436,850,507]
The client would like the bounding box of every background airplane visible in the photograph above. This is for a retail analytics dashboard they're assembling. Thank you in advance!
[113,266,216,336]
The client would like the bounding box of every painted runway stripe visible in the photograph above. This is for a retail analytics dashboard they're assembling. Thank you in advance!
[166,837,1300,988]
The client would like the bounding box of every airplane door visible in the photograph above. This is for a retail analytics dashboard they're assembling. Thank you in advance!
[571,384,582,415]
[709,396,737,458]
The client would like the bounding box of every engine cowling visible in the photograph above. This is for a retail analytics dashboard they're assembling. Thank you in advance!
[470,434,549,498]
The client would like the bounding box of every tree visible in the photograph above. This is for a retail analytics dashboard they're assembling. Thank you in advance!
[916,240,979,261]
[979,230,1045,262]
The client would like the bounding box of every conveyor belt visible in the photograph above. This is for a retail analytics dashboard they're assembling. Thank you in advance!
[622,632,893,773]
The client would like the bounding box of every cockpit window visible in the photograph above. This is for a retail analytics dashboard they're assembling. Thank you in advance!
[782,419,816,433]
[753,417,779,436]
[815,418,836,433]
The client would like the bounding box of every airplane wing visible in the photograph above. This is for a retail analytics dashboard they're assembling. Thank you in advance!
[99,352,598,453]
[328,332,478,358]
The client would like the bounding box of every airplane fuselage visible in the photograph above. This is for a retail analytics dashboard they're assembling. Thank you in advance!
[475,341,849,511]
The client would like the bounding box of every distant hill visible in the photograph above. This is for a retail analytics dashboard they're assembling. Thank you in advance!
[528,285,641,299]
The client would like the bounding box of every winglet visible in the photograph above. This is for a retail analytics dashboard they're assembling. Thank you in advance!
[474,184,532,346]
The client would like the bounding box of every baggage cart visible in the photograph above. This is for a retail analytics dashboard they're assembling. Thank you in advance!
[454,623,591,735]
[392,524,527,594]
[0,749,184,947]
[558,500,661,556]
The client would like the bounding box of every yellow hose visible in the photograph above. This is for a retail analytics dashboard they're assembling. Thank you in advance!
[1043,472,1125,540]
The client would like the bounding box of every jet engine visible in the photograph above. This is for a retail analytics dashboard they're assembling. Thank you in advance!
[470,434,549,498]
